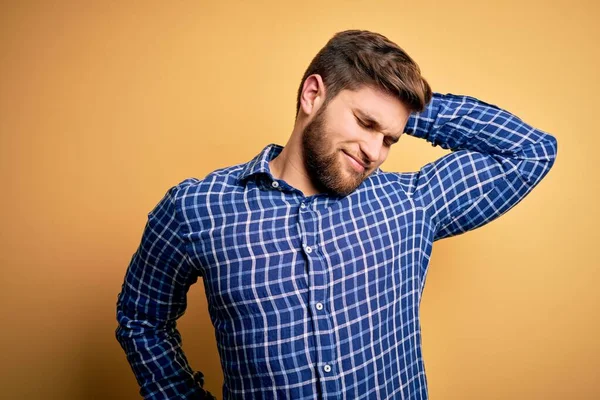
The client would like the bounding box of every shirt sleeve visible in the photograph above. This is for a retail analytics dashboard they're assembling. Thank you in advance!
[115,182,206,399]
[403,92,558,241]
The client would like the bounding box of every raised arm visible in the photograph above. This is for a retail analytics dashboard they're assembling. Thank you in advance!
[403,92,558,241]
[115,182,210,399]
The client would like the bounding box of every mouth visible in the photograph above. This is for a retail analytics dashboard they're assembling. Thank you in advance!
[342,151,366,173]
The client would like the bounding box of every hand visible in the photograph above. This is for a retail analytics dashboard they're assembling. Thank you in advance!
[193,371,217,400]
[199,387,217,400]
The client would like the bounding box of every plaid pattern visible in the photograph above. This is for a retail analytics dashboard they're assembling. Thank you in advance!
[116,92,557,399]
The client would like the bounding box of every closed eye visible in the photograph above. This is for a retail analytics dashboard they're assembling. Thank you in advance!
[356,117,375,130]
[384,137,398,147]
[357,116,398,147]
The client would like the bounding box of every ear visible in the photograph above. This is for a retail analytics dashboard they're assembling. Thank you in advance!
[299,74,326,117]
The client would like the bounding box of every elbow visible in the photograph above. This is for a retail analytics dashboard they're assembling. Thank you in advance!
[547,132,558,165]
[539,125,558,160]
[515,131,558,187]
[528,128,558,164]
[539,131,558,176]
[114,291,145,342]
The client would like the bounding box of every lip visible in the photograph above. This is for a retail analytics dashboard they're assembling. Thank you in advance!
[343,151,366,173]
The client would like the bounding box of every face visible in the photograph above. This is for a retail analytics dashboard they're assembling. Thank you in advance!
[302,85,411,196]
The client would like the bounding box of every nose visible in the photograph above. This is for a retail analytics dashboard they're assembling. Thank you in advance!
[360,136,383,165]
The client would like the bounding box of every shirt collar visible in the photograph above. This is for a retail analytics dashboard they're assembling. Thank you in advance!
[237,143,284,185]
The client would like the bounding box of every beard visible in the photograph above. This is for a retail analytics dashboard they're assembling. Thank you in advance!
[301,104,371,197]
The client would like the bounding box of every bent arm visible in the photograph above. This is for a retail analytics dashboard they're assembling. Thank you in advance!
[115,183,208,399]
[403,92,558,241]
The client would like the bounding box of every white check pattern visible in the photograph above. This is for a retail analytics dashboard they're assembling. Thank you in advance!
[116,92,558,399]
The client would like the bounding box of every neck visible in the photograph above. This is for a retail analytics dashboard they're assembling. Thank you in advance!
[269,125,322,197]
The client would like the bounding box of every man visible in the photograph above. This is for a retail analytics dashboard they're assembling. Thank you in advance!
[115,29,557,399]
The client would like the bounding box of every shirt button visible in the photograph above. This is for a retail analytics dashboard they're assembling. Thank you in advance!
[323,365,332,373]
[305,245,312,253]
[300,203,306,209]
[315,302,324,310]
[271,181,279,188]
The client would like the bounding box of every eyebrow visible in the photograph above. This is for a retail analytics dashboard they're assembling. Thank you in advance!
[354,110,403,141]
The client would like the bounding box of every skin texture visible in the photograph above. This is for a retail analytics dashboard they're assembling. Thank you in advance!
[269,74,412,197]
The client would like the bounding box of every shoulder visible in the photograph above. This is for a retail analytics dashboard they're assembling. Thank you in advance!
[172,162,247,197]
[369,169,420,197]
[167,161,248,220]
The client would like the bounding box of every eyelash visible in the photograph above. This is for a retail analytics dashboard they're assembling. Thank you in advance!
[358,119,373,130]
[358,119,394,147]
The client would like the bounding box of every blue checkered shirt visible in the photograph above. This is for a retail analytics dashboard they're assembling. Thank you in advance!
[116,92,558,399]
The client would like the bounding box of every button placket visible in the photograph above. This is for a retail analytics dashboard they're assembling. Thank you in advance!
[297,198,339,394]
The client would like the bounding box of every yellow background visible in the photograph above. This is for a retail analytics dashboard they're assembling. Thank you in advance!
[1,1,598,399]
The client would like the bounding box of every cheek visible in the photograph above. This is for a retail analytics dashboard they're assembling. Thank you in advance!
[329,118,361,139]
